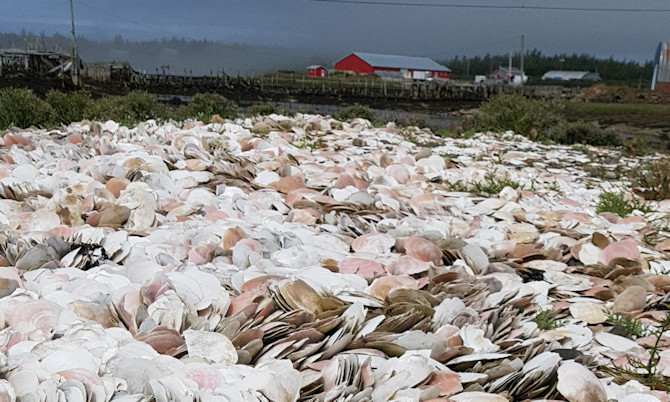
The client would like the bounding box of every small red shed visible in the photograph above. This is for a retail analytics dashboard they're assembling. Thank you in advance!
[307,65,327,77]
[333,52,450,80]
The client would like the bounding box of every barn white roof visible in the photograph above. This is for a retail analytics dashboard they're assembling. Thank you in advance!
[345,52,451,72]
[541,71,599,80]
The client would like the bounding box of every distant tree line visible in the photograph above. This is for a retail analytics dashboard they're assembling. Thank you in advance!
[441,49,654,86]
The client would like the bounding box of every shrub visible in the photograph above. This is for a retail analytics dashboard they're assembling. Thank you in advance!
[46,90,93,125]
[633,157,670,200]
[246,103,294,117]
[187,93,239,120]
[334,104,378,125]
[623,137,652,156]
[122,90,167,122]
[0,87,53,129]
[473,94,563,141]
[86,96,128,123]
[552,120,621,147]
[86,91,170,126]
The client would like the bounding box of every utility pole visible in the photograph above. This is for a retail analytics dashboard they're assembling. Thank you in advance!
[520,35,525,87]
[508,51,513,84]
[69,0,80,86]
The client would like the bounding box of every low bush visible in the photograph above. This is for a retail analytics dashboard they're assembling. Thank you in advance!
[633,157,670,200]
[85,91,170,126]
[46,90,93,125]
[188,93,239,120]
[122,90,168,122]
[552,120,620,147]
[0,87,53,129]
[473,94,563,141]
[85,96,128,124]
[334,104,378,125]
[246,103,294,117]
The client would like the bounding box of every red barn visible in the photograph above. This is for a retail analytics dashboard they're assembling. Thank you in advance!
[307,65,327,77]
[334,52,450,80]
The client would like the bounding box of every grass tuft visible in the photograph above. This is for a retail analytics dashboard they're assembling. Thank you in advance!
[474,170,520,195]
[535,309,563,330]
[605,311,649,338]
[596,191,653,217]
[613,307,670,392]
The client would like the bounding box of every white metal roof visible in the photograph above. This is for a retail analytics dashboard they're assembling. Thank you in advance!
[541,71,597,80]
[307,65,325,69]
[343,52,451,72]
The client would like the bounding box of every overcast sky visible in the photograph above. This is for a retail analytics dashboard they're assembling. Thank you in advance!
[2,0,669,62]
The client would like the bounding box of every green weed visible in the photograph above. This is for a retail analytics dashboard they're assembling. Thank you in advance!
[535,309,563,331]
[596,191,633,217]
[605,311,649,338]
[633,157,670,201]
[614,308,670,392]
[596,191,653,217]
[474,170,520,195]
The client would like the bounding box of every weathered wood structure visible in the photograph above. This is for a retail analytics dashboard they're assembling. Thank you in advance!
[0,49,82,82]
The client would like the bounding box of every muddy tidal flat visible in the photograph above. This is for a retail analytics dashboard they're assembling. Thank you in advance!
[0,114,669,401]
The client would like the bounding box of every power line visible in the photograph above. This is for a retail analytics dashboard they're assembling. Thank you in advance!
[303,0,670,12]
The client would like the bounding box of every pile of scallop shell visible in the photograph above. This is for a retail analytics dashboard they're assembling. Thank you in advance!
[0,112,669,401]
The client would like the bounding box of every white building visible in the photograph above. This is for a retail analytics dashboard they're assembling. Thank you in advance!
[541,71,602,82]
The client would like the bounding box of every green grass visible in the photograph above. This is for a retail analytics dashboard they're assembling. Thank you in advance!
[596,192,634,217]
[535,309,563,330]
[605,311,649,337]
[613,307,670,392]
[474,170,520,195]
[596,191,654,217]
[563,102,670,116]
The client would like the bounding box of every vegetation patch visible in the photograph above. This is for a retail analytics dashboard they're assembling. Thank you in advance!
[474,169,520,195]
[334,104,378,125]
[554,120,620,147]
[596,191,652,217]
[633,157,670,201]
[186,92,239,120]
[605,311,649,338]
[535,309,563,331]
[0,87,53,129]
[46,90,93,126]
[612,308,670,392]
[246,103,295,117]
[471,94,563,141]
